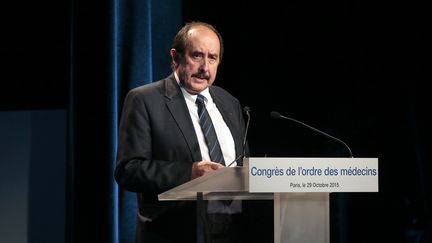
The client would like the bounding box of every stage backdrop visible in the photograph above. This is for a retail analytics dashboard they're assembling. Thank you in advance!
[70,0,180,242]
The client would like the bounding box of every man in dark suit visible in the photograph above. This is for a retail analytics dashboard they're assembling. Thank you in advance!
[115,21,248,243]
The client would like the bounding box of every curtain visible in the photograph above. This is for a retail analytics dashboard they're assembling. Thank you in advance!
[117,1,181,242]
[69,0,181,242]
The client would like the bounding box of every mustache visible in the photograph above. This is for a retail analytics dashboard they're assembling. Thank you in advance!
[193,71,210,80]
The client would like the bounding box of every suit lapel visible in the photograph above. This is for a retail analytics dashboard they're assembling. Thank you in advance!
[163,75,202,162]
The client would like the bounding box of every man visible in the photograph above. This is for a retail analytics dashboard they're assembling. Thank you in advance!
[115,21,248,243]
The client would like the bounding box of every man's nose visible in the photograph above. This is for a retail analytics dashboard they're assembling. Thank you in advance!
[199,57,210,70]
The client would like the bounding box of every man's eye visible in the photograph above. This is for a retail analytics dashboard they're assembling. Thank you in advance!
[193,53,203,59]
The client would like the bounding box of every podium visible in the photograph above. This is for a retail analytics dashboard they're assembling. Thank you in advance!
[159,157,378,243]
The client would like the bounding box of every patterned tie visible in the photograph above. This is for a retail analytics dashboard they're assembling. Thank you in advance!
[196,94,225,165]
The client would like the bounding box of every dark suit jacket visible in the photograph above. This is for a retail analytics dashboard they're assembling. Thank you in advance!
[115,74,247,241]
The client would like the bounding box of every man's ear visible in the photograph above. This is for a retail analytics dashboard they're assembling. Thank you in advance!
[170,48,179,64]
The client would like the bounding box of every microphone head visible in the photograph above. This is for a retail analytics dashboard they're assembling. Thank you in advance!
[270,111,281,119]
[243,106,251,114]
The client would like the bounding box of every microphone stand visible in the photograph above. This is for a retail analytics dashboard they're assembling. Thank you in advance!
[270,111,353,158]
[227,107,251,167]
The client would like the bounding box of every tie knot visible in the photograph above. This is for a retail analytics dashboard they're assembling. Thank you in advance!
[196,94,205,105]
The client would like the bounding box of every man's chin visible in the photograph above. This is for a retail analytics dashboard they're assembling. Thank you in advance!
[192,85,209,93]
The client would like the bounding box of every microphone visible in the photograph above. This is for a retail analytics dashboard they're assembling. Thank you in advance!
[227,106,251,167]
[270,111,353,158]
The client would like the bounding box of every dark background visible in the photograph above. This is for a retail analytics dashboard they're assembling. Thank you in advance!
[1,0,430,242]
[0,2,69,110]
